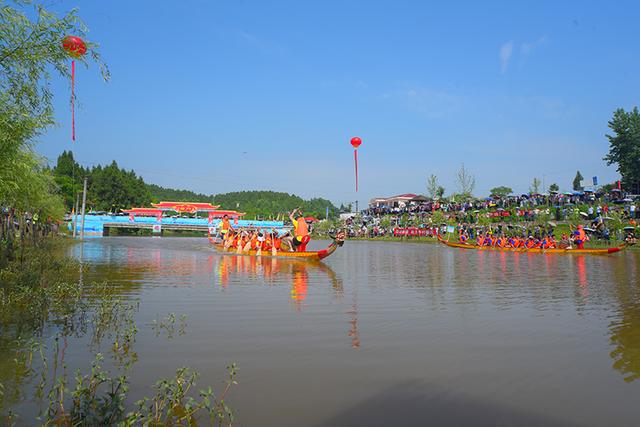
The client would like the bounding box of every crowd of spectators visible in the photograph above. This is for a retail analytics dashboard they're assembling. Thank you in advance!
[329,191,640,240]
[365,191,638,218]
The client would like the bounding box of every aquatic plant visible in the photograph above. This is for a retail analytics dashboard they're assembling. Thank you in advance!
[152,312,188,339]
[0,240,237,425]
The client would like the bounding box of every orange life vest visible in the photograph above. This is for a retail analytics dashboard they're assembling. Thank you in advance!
[295,218,309,238]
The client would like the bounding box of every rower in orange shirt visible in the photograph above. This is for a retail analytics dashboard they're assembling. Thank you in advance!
[289,208,310,252]
[219,214,234,241]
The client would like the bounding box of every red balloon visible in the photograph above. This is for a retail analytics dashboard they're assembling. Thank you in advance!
[350,136,362,149]
[62,35,87,59]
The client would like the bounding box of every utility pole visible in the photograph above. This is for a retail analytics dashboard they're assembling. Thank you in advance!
[80,177,87,240]
[72,193,79,238]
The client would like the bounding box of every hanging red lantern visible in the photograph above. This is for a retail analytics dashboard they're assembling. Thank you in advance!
[350,137,362,192]
[61,36,87,142]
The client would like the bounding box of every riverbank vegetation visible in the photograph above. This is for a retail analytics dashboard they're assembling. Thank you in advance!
[1,1,100,265]
[1,247,237,425]
[1,2,238,424]
[0,240,238,425]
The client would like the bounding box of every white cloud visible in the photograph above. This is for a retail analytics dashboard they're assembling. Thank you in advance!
[521,36,548,56]
[499,41,514,73]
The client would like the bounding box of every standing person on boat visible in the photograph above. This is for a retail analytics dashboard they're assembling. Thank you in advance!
[219,214,234,241]
[289,208,311,252]
[573,224,588,249]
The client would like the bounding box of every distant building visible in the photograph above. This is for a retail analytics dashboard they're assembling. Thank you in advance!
[368,194,428,209]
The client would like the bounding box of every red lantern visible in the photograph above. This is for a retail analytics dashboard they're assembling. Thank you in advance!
[62,36,87,58]
[350,137,362,192]
[61,36,87,142]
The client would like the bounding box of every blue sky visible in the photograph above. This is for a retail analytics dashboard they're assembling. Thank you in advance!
[38,0,640,205]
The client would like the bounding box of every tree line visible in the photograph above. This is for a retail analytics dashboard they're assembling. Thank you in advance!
[51,151,339,219]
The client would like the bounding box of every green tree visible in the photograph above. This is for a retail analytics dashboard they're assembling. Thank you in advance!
[426,174,439,199]
[147,183,212,203]
[604,107,640,194]
[455,163,475,198]
[549,183,559,193]
[52,150,84,209]
[601,182,619,193]
[530,178,541,194]
[212,191,338,219]
[89,161,150,211]
[573,170,584,191]
[489,186,513,197]
[436,186,445,198]
[0,2,106,218]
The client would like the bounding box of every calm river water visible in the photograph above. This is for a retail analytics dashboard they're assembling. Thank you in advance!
[22,237,640,425]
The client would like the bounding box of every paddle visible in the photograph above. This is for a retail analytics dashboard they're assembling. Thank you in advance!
[236,232,244,254]
[242,234,252,253]
[223,232,233,251]
[271,230,277,257]
[256,231,263,256]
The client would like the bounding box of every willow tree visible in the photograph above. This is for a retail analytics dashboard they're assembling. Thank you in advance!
[0,1,107,214]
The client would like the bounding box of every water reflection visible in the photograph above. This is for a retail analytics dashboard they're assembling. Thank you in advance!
[74,239,640,385]
[212,255,343,306]
[55,238,640,426]
[608,255,640,382]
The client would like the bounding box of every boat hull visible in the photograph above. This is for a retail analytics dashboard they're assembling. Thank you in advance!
[437,235,626,255]
[210,238,342,260]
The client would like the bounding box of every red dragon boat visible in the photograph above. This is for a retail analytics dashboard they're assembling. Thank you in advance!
[210,231,346,261]
[437,234,628,255]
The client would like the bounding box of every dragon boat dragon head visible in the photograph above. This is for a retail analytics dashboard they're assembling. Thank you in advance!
[329,230,347,246]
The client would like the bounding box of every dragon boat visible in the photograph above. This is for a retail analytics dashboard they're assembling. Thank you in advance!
[437,234,628,255]
[210,231,346,261]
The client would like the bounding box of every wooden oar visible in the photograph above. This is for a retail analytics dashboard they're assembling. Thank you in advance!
[256,233,262,256]
[223,233,233,251]
[242,237,252,253]
[271,231,277,256]
[236,234,244,254]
